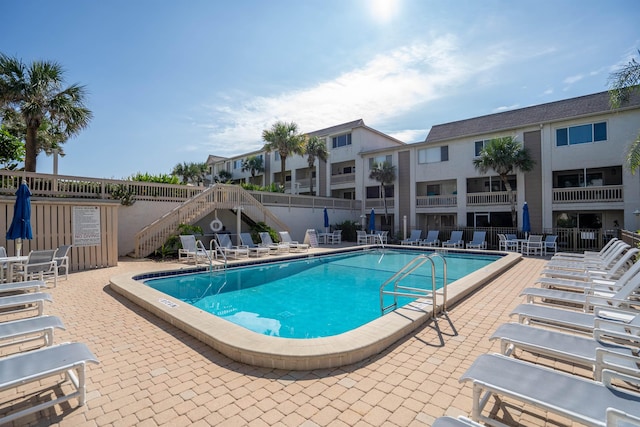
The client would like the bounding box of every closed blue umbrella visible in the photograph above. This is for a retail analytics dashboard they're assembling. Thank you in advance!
[522,202,531,237]
[323,207,329,233]
[369,208,376,233]
[6,182,33,256]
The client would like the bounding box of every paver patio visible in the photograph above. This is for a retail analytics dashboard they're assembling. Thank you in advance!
[1,251,589,426]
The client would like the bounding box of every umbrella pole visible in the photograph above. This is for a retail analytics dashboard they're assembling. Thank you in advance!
[16,238,21,257]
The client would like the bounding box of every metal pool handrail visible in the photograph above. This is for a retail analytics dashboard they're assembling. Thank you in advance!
[379,252,447,317]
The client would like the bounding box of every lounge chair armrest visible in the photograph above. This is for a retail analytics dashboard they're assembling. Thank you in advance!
[593,326,640,346]
[599,367,640,394]
[587,296,640,309]
[607,408,640,426]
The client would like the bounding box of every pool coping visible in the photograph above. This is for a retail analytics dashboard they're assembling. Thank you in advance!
[109,246,521,370]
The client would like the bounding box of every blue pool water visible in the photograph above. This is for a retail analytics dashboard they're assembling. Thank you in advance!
[144,249,500,339]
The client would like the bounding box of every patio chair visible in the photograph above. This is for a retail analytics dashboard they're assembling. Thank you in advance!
[459,353,640,426]
[239,233,270,257]
[498,233,518,251]
[215,233,249,259]
[12,250,58,287]
[278,231,309,252]
[545,241,629,271]
[520,270,640,311]
[442,231,463,248]
[489,322,638,380]
[179,235,211,265]
[465,231,487,249]
[0,315,65,354]
[400,230,422,245]
[327,230,342,245]
[539,248,638,282]
[521,235,543,256]
[0,342,99,425]
[543,235,558,255]
[258,232,289,254]
[551,237,620,261]
[54,244,72,280]
[419,230,440,247]
[0,279,45,295]
[356,230,369,245]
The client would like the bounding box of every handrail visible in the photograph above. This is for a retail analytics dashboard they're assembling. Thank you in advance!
[210,239,227,273]
[379,253,447,317]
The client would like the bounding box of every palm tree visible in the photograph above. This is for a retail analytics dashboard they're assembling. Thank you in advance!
[608,50,640,174]
[241,155,265,185]
[304,135,328,195]
[0,53,92,172]
[473,136,535,227]
[369,161,396,230]
[172,161,208,185]
[262,121,305,187]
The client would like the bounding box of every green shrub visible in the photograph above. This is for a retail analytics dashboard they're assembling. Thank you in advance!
[251,222,280,243]
[333,220,359,242]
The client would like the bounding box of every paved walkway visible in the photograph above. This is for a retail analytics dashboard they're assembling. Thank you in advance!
[2,252,587,426]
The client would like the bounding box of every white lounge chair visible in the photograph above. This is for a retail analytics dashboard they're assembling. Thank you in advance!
[551,238,620,261]
[0,292,52,318]
[432,416,484,427]
[258,232,289,254]
[239,233,270,257]
[466,231,487,249]
[460,353,640,426]
[545,241,629,271]
[215,233,249,259]
[510,303,639,334]
[607,408,640,427]
[0,279,45,294]
[442,231,463,248]
[278,231,309,252]
[178,235,211,265]
[539,248,638,282]
[0,342,99,424]
[54,244,72,280]
[401,230,422,245]
[0,315,65,353]
[420,230,440,247]
[12,249,58,287]
[489,322,638,380]
[520,271,640,311]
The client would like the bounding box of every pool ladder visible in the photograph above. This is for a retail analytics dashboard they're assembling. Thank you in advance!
[379,253,447,317]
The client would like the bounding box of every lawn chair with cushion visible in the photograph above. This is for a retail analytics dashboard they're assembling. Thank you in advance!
[356,230,369,245]
[328,230,342,245]
[239,233,270,257]
[259,232,289,254]
[543,235,558,255]
[442,231,463,248]
[521,235,543,256]
[466,231,487,249]
[498,233,518,251]
[279,231,309,252]
[420,230,440,247]
[401,230,422,245]
[12,250,58,287]
[179,235,211,265]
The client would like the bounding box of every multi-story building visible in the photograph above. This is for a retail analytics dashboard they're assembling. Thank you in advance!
[208,90,640,234]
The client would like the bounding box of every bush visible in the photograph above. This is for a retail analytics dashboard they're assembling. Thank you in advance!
[333,220,360,242]
[251,222,280,243]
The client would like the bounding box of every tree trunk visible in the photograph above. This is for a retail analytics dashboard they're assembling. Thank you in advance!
[24,122,39,172]
[501,175,517,227]
[280,157,287,186]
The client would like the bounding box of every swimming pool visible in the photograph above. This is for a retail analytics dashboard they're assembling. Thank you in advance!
[144,249,500,338]
[110,245,520,369]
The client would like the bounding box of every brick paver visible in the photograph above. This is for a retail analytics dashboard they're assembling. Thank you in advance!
[0,254,587,426]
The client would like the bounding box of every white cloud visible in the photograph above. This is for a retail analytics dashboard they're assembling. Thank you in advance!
[493,104,520,113]
[564,74,583,85]
[197,35,511,157]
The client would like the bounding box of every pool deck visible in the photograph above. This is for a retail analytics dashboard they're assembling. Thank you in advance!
[1,245,590,426]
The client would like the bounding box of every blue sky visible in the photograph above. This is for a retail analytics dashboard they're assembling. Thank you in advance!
[2,0,639,179]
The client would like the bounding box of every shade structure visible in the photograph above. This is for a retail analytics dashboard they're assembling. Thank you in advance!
[522,202,531,236]
[6,182,33,256]
[323,207,329,233]
[369,209,376,232]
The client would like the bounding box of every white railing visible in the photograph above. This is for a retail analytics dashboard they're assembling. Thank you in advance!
[134,184,290,258]
[552,185,623,203]
[416,195,457,208]
[466,191,514,206]
[0,170,204,202]
[365,198,395,209]
[331,173,356,184]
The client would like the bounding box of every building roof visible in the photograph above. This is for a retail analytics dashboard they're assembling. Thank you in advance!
[425,90,640,143]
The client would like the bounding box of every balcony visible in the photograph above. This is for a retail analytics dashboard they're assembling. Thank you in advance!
[365,198,395,210]
[467,191,514,206]
[416,195,457,208]
[331,173,356,185]
[552,185,623,204]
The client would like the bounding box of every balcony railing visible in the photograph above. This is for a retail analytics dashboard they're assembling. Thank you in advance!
[331,173,356,185]
[416,195,457,208]
[552,185,623,203]
[467,191,514,206]
[365,198,395,210]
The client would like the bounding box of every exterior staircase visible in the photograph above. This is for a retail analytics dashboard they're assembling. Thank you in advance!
[134,184,289,257]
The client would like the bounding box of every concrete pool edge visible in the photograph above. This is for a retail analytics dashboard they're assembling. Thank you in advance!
[109,249,521,370]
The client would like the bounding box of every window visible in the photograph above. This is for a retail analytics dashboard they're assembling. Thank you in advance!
[418,146,449,163]
[274,151,280,161]
[233,160,243,169]
[556,122,607,146]
[474,139,490,156]
[332,133,352,148]
[365,185,394,198]
[368,155,392,169]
